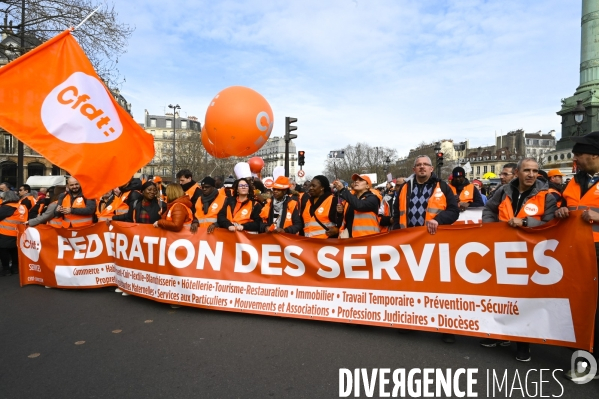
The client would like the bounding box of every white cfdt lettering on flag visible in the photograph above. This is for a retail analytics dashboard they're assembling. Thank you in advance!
[20,227,42,262]
[41,72,123,144]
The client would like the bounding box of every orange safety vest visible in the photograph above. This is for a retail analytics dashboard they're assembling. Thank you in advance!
[449,183,475,202]
[562,178,599,242]
[302,195,336,238]
[19,194,37,208]
[398,182,447,229]
[339,192,381,237]
[379,199,391,233]
[226,200,255,225]
[185,183,200,199]
[194,192,227,227]
[49,194,93,228]
[165,203,193,228]
[0,203,28,236]
[96,196,127,221]
[260,198,298,231]
[498,191,547,222]
[547,187,563,208]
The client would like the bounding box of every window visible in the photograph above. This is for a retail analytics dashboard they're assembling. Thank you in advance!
[291,162,294,166]
[150,118,156,127]
[533,140,539,145]
[163,168,167,176]
[181,120,187,129]
[491,165,495,173]
[476,166,480,174]
[166,119,172,128]
[567,153,572,159]
[483,166,488,173]
[162,132,166,139]
[560,154,565,160]
[150,130,155,134]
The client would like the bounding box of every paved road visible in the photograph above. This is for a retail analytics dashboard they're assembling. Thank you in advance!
[1,276,597,399]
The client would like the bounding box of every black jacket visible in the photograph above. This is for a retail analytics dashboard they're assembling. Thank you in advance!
[116,198,163,224]
[261,197,303,234]
[217,196,263,232]
[120,178,143,207]
[338,189,380,237]
[392,174,460,229]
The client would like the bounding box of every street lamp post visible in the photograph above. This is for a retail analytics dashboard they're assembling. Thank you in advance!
[168,104,180,181]
[573,100,586,137]
[383,156,391,176]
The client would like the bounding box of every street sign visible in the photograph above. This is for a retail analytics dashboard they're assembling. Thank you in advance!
[297,170,305,177]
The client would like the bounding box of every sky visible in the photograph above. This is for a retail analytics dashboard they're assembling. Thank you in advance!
[112,0,581,177]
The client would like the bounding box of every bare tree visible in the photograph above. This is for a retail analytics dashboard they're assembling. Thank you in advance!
[323,143,397,184]
[157,131,248,181]
[0,0,134,86]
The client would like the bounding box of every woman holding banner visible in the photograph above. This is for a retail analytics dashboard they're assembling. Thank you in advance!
[112,181,164,224]
[217,177,263,233]
[154,184,193,232]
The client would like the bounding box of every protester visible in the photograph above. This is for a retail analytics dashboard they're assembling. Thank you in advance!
[260,176,302,234]
[214,176,224,190]
[190,177,228,234]
[333,174,380,237]
[117,177,143,212]
[177,169,201,206]
[27,189,62,227]
[217,178,263,233]
[449,167,485,211]
[155,183,193,232]
[96,189,127,222]
[554,131,599,381]
[547,169,565,207]
[18,184,36,210]
[0,190,26,276]
[302,175,342,238]
[481,157,556,362]
[48,177,95,228]
[112,181,163,224]
[37,187,48,201]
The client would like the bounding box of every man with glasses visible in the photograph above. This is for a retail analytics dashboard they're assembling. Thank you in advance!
[392,155,460,343]
[190,176,227,234]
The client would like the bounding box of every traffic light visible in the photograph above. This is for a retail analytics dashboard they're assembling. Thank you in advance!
[285,117,298,141]
[436,152,444,168]
[298,151,305,166]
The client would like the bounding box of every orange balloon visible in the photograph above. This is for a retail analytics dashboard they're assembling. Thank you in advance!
[204,86,274,157]
[248,157,265,173]
[201,126,230,158]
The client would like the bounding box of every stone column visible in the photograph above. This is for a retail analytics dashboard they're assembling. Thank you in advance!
[577,0,599,93]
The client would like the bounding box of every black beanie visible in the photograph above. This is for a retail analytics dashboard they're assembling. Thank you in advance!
[201,176,216,187]
[573,142,599,156]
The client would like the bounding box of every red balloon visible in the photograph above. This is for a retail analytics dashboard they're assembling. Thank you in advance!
[248,157,264,173]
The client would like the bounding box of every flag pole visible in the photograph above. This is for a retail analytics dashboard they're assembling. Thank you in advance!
[73,5,101,31]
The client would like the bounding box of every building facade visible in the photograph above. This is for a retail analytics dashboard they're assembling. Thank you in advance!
[253,136,298,179]
[141,110,202,181]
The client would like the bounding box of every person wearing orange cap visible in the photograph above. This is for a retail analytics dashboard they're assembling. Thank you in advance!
[332,174,381,237]
[546,169,565,207]
[260,176,302,234]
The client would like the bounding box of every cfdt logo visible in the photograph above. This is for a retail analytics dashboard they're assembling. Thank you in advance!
[20,227,42,262]
[41,72,123,144]
[571,350,597,384]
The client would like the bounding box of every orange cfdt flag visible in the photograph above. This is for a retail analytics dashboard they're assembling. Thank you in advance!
[0,29,154,199]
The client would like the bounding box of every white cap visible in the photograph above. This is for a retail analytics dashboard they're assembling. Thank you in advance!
[234,162,252,179]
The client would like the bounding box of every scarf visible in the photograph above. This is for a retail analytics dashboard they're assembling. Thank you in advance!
[200,189,219,214]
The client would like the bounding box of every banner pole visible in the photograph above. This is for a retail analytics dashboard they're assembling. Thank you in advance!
[74,5,101,31]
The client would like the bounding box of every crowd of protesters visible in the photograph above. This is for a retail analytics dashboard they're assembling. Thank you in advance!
[1,132,598,382]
